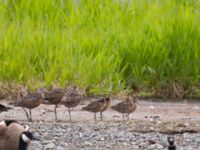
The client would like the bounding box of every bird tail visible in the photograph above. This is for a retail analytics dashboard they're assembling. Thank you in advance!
[8,101,22,107]
[82,106,88,111]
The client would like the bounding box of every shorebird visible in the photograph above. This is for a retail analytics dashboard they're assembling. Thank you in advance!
[9,89,44,121]
[62,86,81,120]
[43,88,65,121]
[0,104,12,113]
[98,97,111,121]
[82,98,107,122]
[111,95,138,121]
[0,120,37,150]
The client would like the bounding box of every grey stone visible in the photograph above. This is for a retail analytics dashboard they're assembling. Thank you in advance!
[56,146,65,150]
[148,144,163,150]
[130,145,140,149]
[44,143,56,149]
[22,121,200,150]
[83,141,93,147]
[27,141,43,150]
[183,146,194,150]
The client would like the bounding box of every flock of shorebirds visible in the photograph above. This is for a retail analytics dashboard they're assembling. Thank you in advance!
[0,86,140,150]
[0,86,177,150]
[0,86,138,122]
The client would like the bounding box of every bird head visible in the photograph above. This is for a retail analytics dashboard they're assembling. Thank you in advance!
[130,94,140,105]
[37,88,47,98]
[21,131,39,143]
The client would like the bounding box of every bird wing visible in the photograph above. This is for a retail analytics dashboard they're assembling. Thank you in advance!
[85,101,103,110]
[10,93,41,107]
[62,88,81,103]
[115,100,131,109]
[23,93,40,102]
[66,88,81,97]
[44,93,58,101]
[118,101,130,108]
[44,89,64,101]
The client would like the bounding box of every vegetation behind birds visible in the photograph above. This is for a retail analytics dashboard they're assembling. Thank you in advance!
[1,0,200,98]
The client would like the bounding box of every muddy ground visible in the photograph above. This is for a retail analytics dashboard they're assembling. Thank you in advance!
[1,98,200,124]
[1,98,200,149]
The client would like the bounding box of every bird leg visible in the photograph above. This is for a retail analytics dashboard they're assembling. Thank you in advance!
[100,112,103,121]
[55,104,58,121]
[22,107,30,121]
[68,108,71,121]
[94,113,97,123]
[127,113,130,121]
[29,109,32,122]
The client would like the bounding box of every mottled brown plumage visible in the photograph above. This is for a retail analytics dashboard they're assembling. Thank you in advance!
[82,98,107,122]
[10,90,44,121]
[44,88,65,104]
[111,96,137,121]
[43,88,65,120]
[62,86,81,120]
[101,97,111,111]
[100,97,111,121]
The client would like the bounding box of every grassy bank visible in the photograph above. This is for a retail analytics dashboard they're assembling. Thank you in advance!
[0,0,200,98]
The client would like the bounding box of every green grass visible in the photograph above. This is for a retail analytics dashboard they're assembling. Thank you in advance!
[0,0,200,97]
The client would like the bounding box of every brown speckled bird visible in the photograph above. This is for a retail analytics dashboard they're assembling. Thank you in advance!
[10,89,44,121]
[82,98,107,122]
[99,97,111,121]
[111,96,137,121]
[62,86,81,120]
[43,88,65,121]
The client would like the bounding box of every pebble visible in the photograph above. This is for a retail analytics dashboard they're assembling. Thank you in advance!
[148,143,163,150]
[130,145,140,149]
[83,141,93,147]
[26,122,200,150]
[28,141,43,150]
[100,137,105,141]
[56,146,65,150]
[44,143,56,149]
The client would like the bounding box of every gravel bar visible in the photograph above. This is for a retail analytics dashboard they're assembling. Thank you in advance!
[27,121,200,150]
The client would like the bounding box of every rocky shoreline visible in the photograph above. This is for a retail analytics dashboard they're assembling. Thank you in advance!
[27,121,200,150]
[1,99,200,150]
